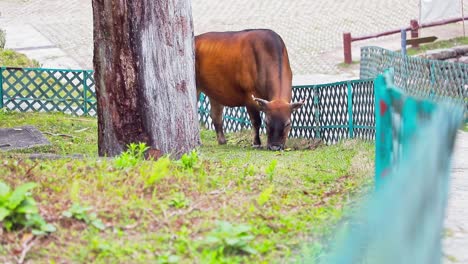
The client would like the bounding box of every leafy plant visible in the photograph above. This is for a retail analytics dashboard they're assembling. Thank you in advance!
[265,160,278,182]
[0,181,56,235]
[114,142,149,169]
[62,203,106,230]
[203,221,257,255]
[243,164,255,178]
[157,253,180,264]
[257,185,274,206]
[144,156,171,187]
[0,49,41,68]
[168,193,190,209]
[180,150,198,170]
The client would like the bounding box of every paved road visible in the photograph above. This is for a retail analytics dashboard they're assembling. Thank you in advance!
[2,0,467,78]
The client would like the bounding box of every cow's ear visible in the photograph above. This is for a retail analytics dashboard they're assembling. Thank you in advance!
[253,96,269,111]
[290,100,304,112]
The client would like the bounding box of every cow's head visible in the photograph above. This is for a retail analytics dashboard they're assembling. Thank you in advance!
[253,96,304,151]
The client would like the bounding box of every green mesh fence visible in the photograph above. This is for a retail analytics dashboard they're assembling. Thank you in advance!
[315,70,464,264]
[199,79,375,144]
[0,67,96,116]
[1,67,375,145]
[360,46,468,119]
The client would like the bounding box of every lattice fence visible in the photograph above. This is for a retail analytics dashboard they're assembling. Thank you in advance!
[198,79,375,144]
[360,46,468,118]
[1,67,375,144]
[321,70,464,264]
[0,67,96,116]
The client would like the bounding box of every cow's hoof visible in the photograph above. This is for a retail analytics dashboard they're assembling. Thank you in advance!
[218,139,227,145]
[252,144,262,149]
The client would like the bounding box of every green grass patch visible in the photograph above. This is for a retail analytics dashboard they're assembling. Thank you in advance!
[406,36,468,56]
[0,110,97,156]
[0,49,40,68]
[337,60,360,68]
[0,111,375,263]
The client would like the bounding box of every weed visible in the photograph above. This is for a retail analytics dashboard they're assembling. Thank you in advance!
[114,142,149,169]
[62,203,106,230]
[144,157,171,187]
[243,164,255,178]
[180,150,199,170]
[157,253,180,264]
[168,193,190,209]
[203,221,257,256]
[257,185,274,206]
[265,159,278,182]
[0,181,55,235]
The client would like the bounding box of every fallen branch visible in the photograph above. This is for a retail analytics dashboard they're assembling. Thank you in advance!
[43,132,74,138]
[74,127,90,133]
[17,236,38,264]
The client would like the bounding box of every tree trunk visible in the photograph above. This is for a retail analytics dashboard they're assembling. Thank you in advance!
[92,0,200,158]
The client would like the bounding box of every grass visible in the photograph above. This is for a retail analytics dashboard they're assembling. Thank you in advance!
[0,110,97,156]
[406,36,468,56]
[337,60,360,68]
[462,122,468,132]
[0,111,375,263]
[0,49,40,68]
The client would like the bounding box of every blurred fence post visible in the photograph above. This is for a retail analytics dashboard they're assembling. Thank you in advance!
[0,67,4,109]
[401,29,407,56]
[83,71,89,116]
[347,81,354,138]
[343,32,352,64]
[410,19,419,48]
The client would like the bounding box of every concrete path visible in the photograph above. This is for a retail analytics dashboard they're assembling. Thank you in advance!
[1,0,467,83]
[444,131,468,264]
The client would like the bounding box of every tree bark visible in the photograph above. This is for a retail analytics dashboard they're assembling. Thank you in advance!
[92,0,200,158]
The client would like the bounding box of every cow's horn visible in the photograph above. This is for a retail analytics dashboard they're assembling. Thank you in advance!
[253,96,269,106]
[290,99,305,111]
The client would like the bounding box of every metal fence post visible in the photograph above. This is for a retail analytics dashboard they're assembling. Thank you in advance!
[83,71,89,116]
[347,81,354,138]
[0,66,4,109]
[410,19,419,49]
[401,29,407,56]
[343,32,352,64]
[313,88,321,139]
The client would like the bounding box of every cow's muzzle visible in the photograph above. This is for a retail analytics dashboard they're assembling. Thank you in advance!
[268,144,284,151]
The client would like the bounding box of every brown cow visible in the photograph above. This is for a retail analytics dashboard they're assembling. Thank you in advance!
[195,29,304,150]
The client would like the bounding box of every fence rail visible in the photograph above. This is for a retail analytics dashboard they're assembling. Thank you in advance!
[1,66,375,145]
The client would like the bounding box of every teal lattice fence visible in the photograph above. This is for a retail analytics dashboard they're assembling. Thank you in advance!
[0,66,96,116]
[360,46,468,119]
[314,70,464,264]
[1,67,375,145]
[199,79,375,144]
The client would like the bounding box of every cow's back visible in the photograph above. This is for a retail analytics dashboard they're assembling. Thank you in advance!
[195,29,292,107]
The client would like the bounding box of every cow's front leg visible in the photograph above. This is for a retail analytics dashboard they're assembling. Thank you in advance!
[247,106,262,147]
[210,99,226,145]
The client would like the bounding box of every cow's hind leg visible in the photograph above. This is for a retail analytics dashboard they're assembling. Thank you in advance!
[246,106,262,147]
[210,99,226,145]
